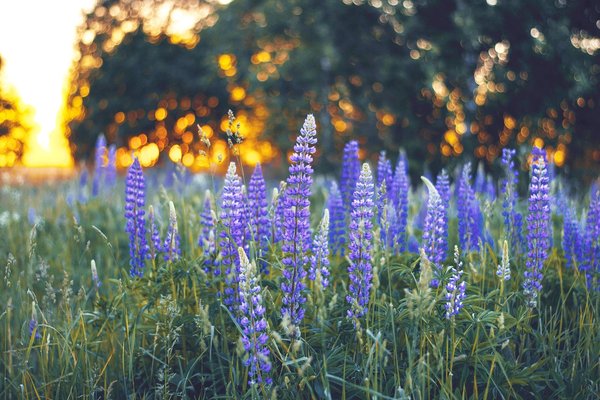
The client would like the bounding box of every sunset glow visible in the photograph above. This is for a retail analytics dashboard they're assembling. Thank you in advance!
[0,0,94,167]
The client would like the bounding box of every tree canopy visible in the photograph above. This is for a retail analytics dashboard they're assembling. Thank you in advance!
[65,0,600,179]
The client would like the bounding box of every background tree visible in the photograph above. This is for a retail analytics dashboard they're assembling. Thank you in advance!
[65,0,600,179]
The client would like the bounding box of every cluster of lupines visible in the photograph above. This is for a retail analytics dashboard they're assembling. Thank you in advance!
[220,162,246,312]
[237,247,271,386]
[347,163,375,321]
[124,158,147,277]
[523,147,551,308]
[280,115,317,334]
[457,163,482,252]
[118,113,596,355]
[501,148,524,252]
[309,209,330,288]
[421,177,448,288]
[445,246,467,319]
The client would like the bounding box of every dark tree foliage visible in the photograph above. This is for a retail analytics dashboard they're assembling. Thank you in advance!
[65,0,600,178]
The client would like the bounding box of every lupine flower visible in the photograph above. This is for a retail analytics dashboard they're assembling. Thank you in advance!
[375,151,392,245]
[563,201,583,269]
[523,147,551,308]
[327,181,346,256]
[391,155,409,252]
[27,207,36,226]
[582,187,600,289]
[79,168,88,203]
[199,190,216,273]
[92,134,107,197]
[496,240,511,281]
[377,151,393,199]
[272,183,286,243]
[408,234,420,254]
[457,163,482,252]
[106,144,117,188]
[421,177,447,287]
[247,163,270,273]
[237,247,272,386]
[501,148,524,253]
[347,163,375,321]
[435,169,450,258]
[220,162,246,311]
[445,246,467,319]
[163,201,181,262]
[309,209,330,288]
[485,176,496,201]
[281,115,317,334]
[125,158,147,277]
[474,162,486,194]
[340,140,360,210]
[29,302,41,340]
[148,205,162,258]
[91,259,101,288]
[376,179,389,247]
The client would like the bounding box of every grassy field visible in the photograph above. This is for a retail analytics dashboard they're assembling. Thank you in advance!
[1,124,599,399]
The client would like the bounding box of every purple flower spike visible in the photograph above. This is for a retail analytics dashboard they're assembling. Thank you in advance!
[237,247,272,386]
[501,148,525,254]
[347,163,375,322]
[106,144,117,188]
[421,176,448,288]
[281,115,317,335]
[457,163,482,253]
[220,162,246,311]
[199,190,217,273]
[272,183,287,243]
[582,187,600,289]
[562,201,582,270]
[377,151,393,198]
[435,169,450,258]
[148,205,162,258]
[163,201,181,262]
[248,163,270,273]
[310,209,331,288]
[523,147,551,308]
[445,247,467,319]
[391,156,409,252]
[327,181,346,256]
[340,140,360,210]
[125,158,147,277]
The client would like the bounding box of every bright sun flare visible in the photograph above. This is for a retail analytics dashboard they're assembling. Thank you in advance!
[0,0,95,167]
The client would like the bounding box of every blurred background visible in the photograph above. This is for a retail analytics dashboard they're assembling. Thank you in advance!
[1,0,599,182]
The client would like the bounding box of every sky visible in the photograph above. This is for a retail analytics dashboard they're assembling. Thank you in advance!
[0,0,95,167]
